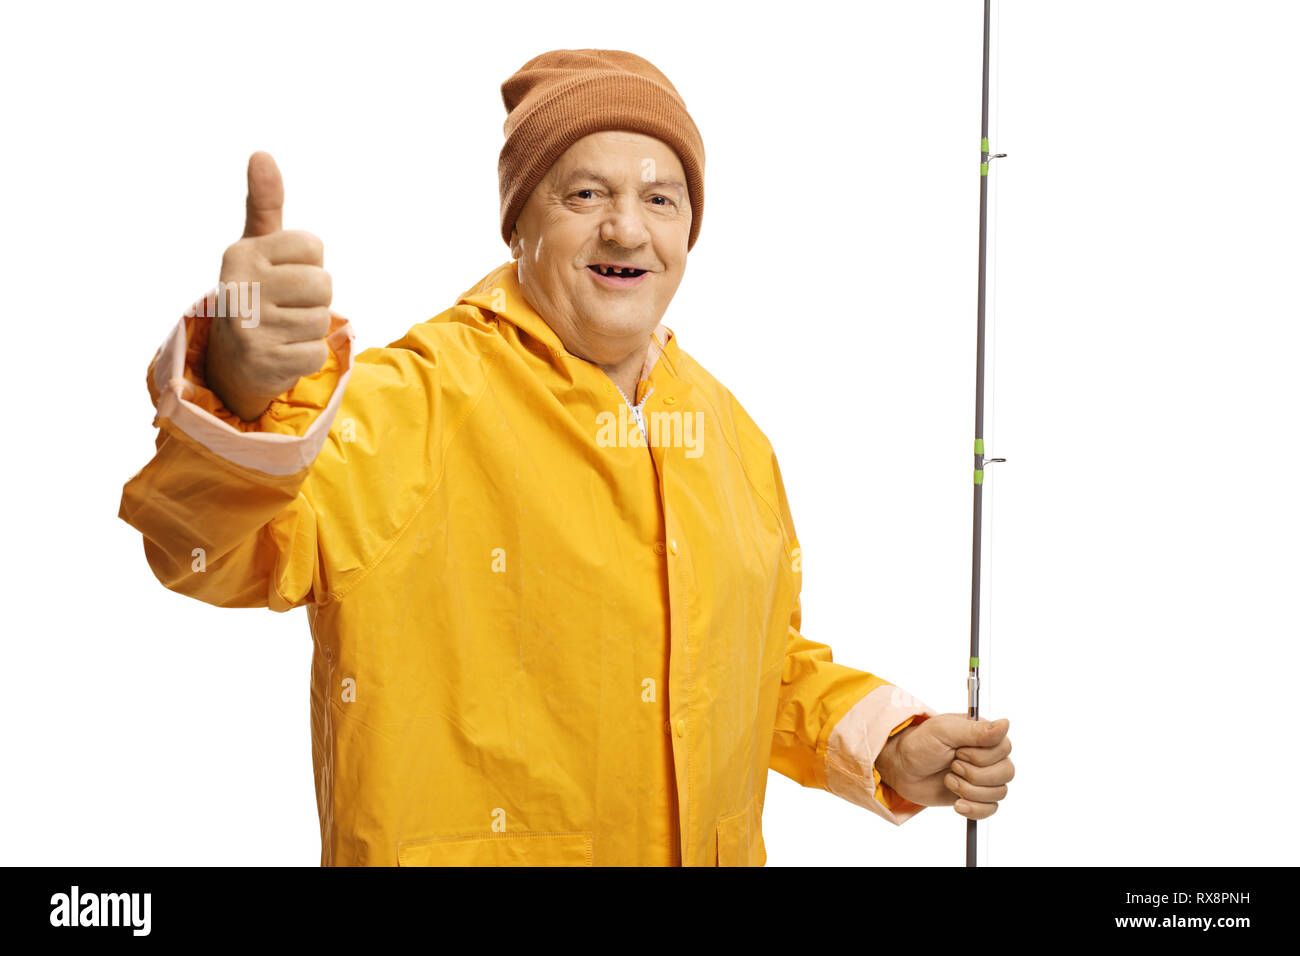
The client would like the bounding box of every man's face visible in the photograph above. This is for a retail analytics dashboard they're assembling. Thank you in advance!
[510,130,691,368]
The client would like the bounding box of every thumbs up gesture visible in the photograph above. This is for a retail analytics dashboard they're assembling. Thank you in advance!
[205,152,334,422]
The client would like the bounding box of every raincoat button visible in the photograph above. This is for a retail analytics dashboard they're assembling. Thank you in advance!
[653,542,666,555]
[664,720,672,736]
[664,396,676,405]
[668,540,678,555]
[674,719,686,737]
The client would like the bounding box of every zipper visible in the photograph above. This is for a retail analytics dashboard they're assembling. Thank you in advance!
[613,381,655,437]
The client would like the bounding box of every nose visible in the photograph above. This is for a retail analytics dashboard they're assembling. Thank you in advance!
[598,194,652,249]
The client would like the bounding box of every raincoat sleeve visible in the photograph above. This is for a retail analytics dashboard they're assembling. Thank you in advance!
[767,455,941,825]
[118,286,356,611]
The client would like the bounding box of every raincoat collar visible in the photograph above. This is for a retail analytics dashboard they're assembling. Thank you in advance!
[457,259,679,395]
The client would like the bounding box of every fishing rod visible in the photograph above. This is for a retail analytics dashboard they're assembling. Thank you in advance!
[968,0,1006,868]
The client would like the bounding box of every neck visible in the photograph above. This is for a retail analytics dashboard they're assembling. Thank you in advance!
[600,342,649,402]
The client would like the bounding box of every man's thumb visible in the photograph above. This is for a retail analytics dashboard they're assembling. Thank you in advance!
[955,716,1009,748]
[242,151,284,238]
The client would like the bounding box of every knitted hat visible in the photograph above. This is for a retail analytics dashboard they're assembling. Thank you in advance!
[498,49,705,252]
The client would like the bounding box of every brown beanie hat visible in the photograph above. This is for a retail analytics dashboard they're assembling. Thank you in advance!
[498,49,705,252]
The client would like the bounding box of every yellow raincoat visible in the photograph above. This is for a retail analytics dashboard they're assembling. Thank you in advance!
[119,259,938,866]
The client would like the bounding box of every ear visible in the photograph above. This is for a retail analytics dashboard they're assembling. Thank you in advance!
[509,226,522,260]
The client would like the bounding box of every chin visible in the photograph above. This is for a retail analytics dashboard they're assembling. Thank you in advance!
[574,298,652,330]
[590,311,657,337]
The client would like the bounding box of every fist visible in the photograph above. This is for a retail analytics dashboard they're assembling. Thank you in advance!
[205,151,333,421]
[876,715,1013,820]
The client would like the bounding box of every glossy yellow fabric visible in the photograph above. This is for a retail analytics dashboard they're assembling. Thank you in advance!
[119,259,924,866]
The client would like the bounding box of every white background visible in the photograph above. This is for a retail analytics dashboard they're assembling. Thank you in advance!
[1,0,1295,866]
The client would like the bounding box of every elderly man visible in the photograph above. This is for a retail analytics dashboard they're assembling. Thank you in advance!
[119,49,1012,866]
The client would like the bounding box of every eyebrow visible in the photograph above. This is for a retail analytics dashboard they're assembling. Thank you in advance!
[563,168,687,196]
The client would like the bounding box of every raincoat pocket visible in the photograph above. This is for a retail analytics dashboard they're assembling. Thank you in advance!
[715,793,766,867]
[396,832,594,867]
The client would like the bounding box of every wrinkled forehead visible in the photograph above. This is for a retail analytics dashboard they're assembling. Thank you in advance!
[543,130,688,195]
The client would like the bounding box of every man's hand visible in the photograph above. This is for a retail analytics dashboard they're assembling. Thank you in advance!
[875,714,1013,820]
[205,151,334,422]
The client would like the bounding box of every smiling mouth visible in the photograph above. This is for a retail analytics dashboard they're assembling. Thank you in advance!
[588,264,648,278]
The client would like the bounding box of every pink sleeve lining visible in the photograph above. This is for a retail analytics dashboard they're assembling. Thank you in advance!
[148,293,356,477]
[824,683,940,825]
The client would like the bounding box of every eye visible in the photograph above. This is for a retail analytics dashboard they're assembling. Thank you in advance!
[573,188,598,200]
[650,195,674,207]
